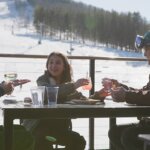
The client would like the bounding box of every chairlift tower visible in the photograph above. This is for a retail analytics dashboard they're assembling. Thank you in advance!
[67,39,74,55]
[38,23,43,44]
[67,40,74,65]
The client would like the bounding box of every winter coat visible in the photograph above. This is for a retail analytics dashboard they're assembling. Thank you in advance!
[23,71,104,131]
[37,71,104,103]
[0,87,4,97]
[122,75,150,106]
[0,82,5,97]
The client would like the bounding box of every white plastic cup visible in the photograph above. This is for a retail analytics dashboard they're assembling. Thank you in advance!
[46,86,59,105]
[30,86,45,105]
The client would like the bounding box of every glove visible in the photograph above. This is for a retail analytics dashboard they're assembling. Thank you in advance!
[110,86,126,102]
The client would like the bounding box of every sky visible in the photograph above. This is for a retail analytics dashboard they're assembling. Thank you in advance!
[74,0,150,22]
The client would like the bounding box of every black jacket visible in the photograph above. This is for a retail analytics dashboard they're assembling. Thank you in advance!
[24,71,104,131]
[0,83,5,97]
[37,71,105,103]
[123,75,150,105]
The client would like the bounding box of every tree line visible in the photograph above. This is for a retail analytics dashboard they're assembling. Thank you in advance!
[27,0,149,52]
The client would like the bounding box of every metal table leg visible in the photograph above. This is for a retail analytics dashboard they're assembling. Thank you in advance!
[109,118,116,150]
[4,110,13,150]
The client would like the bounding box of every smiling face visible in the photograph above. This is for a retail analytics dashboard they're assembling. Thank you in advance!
[46,52,72,83]
[47,55,65,81]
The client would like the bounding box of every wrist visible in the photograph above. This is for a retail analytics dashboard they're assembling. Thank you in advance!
[74,82,78,89]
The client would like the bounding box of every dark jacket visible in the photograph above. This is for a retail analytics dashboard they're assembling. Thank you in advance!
[0,83,5,97]
[123,75,150,105]
[37,71,105,103]
[23,71,104,131]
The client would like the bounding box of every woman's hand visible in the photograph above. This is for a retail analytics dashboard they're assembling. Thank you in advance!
[74,78,90,89]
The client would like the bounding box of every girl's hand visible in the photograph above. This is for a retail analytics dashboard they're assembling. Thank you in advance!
[97,88,111,98]
[74,78,90,89]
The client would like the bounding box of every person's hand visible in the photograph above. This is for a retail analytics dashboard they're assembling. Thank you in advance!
[102,78,120,89]
[111,79,120,90]
[74,78,90,89]
[101,78,111,86]
[2,82,14,95]
[97,88,111,97]
[110,86,126,102]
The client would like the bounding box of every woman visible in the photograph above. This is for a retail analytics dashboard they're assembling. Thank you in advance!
[23,51,106,150]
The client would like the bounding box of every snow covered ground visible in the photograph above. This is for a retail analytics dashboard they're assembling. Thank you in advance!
[0,0,149,149]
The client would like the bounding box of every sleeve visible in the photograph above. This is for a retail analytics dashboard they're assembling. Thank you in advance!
[125,90,150,105]
[119,83,135,90]
[0,82,5,96]
[142,80,150,90]
[58,82,76,102]
[89,92,105,101]
[37,75,50,87]
[0,85,5,97]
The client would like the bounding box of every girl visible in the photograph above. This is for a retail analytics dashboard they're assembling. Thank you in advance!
[23,51,106,150]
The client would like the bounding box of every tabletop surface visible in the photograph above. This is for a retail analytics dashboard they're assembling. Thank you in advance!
[1,98,150,119]
[0,98,150,109]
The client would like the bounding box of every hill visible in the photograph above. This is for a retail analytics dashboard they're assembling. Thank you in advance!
[0,0,144,59]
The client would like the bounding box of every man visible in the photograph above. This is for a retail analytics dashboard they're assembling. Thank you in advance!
[109,31,150,150]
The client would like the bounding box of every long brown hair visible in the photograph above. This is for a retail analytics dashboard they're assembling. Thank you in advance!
[46,52,72,83]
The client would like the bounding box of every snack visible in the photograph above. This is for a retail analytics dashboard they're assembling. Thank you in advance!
[24,97,32,103]
[66,99,105,105]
